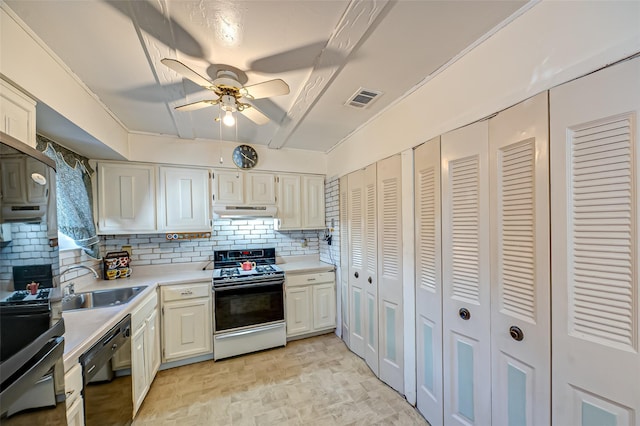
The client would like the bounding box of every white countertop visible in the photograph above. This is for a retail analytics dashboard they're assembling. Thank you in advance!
[61,259,334,371]
[62,266,211,371]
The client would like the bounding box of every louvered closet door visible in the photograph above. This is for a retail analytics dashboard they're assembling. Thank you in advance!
[363,164,379,375]
[415,137,443,426]
[340,175,350,344]
[489,92,550,426]
[550,57,640,426]
[348,169,366,357]
[377,154,403,393]
[441,121,491,426]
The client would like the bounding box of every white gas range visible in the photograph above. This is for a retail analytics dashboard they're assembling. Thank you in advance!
[211,248,286,360]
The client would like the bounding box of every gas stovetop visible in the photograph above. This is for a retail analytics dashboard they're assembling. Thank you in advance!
[1,288,52,305]
[212,248,284,284]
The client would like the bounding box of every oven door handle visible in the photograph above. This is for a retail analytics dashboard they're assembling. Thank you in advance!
[215,323,284,339]
[213,281,284,291]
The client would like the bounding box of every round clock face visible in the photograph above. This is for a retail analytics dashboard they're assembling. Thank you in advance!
[232,144,258,169]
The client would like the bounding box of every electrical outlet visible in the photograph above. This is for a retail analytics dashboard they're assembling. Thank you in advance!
[122,245,132,256]
[301,238,308,248]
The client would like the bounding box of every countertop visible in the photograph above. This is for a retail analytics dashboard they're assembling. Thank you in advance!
[61,258,334,371]
[62,266,211,371]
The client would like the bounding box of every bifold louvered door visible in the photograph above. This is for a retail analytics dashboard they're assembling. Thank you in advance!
[489,92,550,426]
[441,121,491,426]
[340,176,350,345]
[377,154,403,393]
[348,169,366,357]
[550,57,640,425]
[415,137,443,425]
[363,165,379,375]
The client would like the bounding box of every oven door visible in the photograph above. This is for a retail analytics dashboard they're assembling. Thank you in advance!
[213,280,284,333]
[0,319,67,424]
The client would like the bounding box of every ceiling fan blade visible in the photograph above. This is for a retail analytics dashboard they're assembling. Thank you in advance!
[175,99,219,111]
[244,79,290,100]
[241,105,270,125]
[161,58,213,89]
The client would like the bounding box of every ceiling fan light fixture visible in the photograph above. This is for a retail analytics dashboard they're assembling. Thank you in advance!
[222,110,236,127]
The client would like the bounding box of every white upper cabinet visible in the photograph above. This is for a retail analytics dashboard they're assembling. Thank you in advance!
[276,173,325,230]
[97,162,212,234]
[302,175,325,229]
[159,166,211,231]
[97,162,157,234]
[213,170,275,205]
[0,79,36,148]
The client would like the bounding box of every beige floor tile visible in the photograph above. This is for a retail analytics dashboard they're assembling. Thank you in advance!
[134,333,429,426]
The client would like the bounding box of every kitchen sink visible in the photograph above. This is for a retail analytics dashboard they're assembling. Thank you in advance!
[62,286,147,311]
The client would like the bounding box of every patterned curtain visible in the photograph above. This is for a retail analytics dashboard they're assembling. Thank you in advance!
[37,135,100,258]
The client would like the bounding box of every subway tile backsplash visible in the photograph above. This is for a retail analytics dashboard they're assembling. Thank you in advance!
[100,219,322,266]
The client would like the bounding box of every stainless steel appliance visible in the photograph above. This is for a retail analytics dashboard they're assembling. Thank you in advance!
[0,132,67,425]
[80,315,132,425]
[212,248,286,360]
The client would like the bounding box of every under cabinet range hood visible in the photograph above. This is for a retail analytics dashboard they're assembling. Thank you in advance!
[212,205,278,219]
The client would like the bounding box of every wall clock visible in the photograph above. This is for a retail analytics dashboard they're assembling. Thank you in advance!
[232,144,258,169]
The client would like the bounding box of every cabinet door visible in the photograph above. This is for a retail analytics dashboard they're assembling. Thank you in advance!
[377,154,403,393]
[159,166,210,231]
[97,163,156,233]
[277,174,302,230]
[312,283,336,330]
[246,172,275,204]
[25,157,48,203]
[162,298,212,361]
[0,80,36,147]
[132,325,148,414]
[415,137,443,424]
[490,92,550,426]
[441,121,491,426]
[302,175,325,228]
[551,57,640,426]
[66,396,84,426]
[214,170,244,204]
[286,286,312,336]
[145,308,161,383]
[1,157,25,203]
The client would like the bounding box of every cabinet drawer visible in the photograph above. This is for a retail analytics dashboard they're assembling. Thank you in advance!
[132,290,157,331]
[64,363,83,407]
[286,271,334,287]
[162,282,210,302]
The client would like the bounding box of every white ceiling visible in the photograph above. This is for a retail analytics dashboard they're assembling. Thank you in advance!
[5,0,528,156]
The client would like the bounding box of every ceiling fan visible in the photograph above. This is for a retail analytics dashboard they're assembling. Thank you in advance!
[161,58,290,126]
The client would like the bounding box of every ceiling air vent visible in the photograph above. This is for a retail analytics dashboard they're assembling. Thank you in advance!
[345,87,383,109]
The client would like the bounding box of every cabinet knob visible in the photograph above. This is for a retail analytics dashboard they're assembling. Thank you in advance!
[459,308,471,321]
[354,272,359,279]
[368,277,372,284]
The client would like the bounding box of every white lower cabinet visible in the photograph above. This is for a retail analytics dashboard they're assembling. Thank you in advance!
[131,290,160,416]
[65,363,84,426]
[286,271,336,339]
[161,282,212,362]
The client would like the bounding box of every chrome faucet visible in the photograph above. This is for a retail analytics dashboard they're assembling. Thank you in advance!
[60,265,99,279]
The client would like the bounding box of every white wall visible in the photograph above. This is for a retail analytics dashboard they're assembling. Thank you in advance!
[128,133,327,174]
[326,0,640,178]
[0,4,130,158]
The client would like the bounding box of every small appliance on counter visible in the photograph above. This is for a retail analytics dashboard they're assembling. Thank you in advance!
[103,251,132,280]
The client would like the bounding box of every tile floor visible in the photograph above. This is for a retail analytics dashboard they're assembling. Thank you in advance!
[133,333,429,425]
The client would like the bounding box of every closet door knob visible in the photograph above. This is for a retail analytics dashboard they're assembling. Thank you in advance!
[459,308,471,320]
[368,277,372,284]
[354,272,359,278]
[510,326,524,341]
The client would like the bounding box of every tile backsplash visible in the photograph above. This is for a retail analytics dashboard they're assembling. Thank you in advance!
[0,222,59,284]
[101,219,322,267]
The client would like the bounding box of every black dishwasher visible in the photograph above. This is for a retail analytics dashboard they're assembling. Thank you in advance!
[80,315,133,425]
